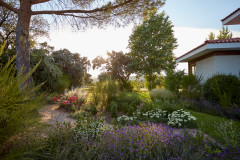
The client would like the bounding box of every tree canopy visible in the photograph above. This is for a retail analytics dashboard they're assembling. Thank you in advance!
[0,0,166,88]
[92,51,133,85]
[52,48,91,88]
[128,11,177,90]
[0,3,49,50]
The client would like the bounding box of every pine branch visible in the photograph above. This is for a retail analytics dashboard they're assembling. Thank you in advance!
[0,0,18,14]
[30,0,50,5]
[32,0,134,15]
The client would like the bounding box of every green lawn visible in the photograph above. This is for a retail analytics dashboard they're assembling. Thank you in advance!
[188,109,240,145]
[123,91,240,145]
[120,91,151,102]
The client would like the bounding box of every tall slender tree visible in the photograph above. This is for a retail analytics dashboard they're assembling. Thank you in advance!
[128,11,177,90]
[206,26,233,40]
[217,26,232,39]
[0,0,165,88]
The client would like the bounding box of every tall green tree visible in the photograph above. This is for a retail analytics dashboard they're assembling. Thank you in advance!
[128,11,177,90]
[98,72,110,82]
[0,0,166,88]
[92,51,134,87]
[207,32,215,40]
[217,26,232,39]
[30,43,62,92]
[52,49,91,88]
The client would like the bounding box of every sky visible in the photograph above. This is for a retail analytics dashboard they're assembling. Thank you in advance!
[42,0,240,77]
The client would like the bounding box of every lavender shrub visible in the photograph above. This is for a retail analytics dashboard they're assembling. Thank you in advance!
[183,98,240,120]
[96,123,238,160]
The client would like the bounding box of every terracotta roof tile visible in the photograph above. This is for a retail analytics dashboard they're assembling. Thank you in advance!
[205,38,240,43]
[221,8,240,21]
[177,38,240,60]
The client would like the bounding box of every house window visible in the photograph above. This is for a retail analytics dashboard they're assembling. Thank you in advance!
[191,65,196,75]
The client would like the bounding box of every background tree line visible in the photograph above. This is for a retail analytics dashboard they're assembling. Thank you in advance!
[0,6,92,93]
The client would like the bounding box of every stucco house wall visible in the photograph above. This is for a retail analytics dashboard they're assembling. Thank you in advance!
[215,55,240,76]
[196,55,240,82]
[196,56,216,82]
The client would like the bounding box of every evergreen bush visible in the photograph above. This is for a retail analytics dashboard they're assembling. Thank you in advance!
[203,74,240,105]
[0,48,43,147]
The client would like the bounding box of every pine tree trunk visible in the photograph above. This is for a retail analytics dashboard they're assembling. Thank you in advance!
[15,0,32,89]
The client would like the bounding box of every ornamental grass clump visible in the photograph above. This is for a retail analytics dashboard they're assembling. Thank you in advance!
[149,88,175,102]
[90,80,118,111]
[168,109,197,128]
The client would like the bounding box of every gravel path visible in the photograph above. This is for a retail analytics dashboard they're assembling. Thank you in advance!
[39,104,76,126]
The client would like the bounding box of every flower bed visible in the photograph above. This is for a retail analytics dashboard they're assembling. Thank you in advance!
[116,109,197,128]
[52,94,86,112]
[26,122,240,159]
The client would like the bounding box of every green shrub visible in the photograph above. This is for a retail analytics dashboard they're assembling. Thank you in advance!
[118,81,133,92]
[203,74,240,105]
[153,100,182,114]
[214,120,240,148]
[138,102,158,113]
[23,122,96,160]
[110,101,118,118]
[90,80,118,111]
[131,77,144,91]
[127,105,135,116]
[181,74,203,99]
[74,115,106,141]
[0,52,43,147]
[119,102,129,113]
[164,70,185,93]
[53,74,71,93]
[85,102,98,116]
[149,88,175,101]
[116,92,142,113]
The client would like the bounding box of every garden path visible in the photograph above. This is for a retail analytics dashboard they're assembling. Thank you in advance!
[39,104,221,146]
[39,104,76,126]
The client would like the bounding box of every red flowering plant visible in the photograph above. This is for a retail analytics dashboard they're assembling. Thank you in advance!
[52,93,86,112]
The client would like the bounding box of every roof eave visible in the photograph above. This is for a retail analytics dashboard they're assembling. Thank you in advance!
[177,43,240,63]
[222,9,240,25]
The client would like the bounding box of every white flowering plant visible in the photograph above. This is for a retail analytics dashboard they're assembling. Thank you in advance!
[117,109,168,125]
[168,109,197,128]
[140,108,168,123]
[116,115,138,125]
[74,115,108,141]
